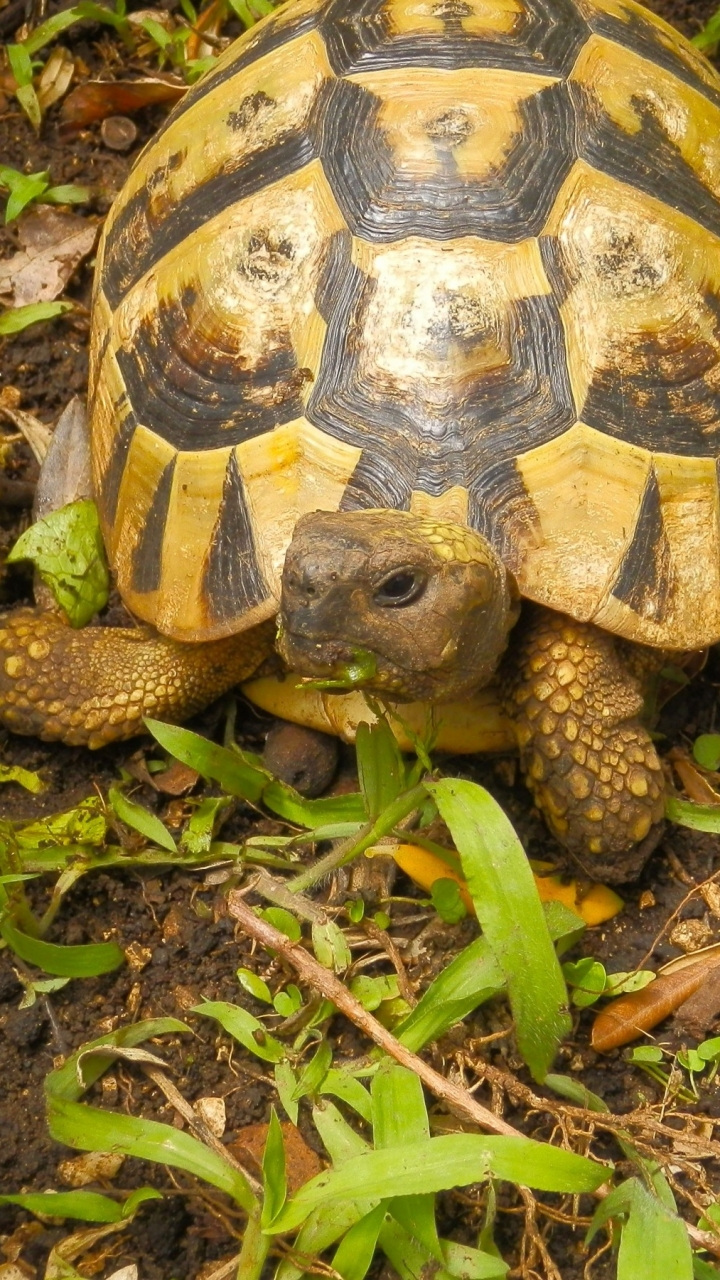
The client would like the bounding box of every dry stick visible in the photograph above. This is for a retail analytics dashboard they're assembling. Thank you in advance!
[230,889,522,1138]
[143,1063,262,1197]
[227,891,720,1259]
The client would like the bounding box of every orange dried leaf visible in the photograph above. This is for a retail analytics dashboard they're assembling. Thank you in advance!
[60,77,185,128]
[391,843,622,928]
[591,955,720,1052]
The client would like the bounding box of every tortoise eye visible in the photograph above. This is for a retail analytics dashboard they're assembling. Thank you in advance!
[374,569,427,608]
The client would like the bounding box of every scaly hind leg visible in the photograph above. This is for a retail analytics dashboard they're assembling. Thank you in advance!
[0,609,275,748]
[503,606,665,878]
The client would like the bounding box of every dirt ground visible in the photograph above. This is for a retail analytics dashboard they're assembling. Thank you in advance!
[3,2,720,1277]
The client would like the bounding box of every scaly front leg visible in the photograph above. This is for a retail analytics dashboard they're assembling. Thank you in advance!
[503,607,665,875]
[0,608,274,748]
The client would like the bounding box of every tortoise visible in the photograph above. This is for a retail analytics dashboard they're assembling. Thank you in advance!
[2,0,720,871]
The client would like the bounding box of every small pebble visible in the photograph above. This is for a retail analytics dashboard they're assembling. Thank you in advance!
[101,115,138,151]
[263,720,339,797]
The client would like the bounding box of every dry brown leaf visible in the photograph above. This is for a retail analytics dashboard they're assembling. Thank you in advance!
[229,1121,324,1193]
[37,46,75,113]
[60,76,185,128]
[0,400,52,464]
[0,208,97,308]
[592,952,720,1052]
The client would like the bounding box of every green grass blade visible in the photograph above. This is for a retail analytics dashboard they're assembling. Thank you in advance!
[1,920,124,977]
[0,1190,123,1222]
[395,937,504,1052]
[372,1063,440,1262]
[108,786,177,852]
[333,1204,386,1280]
[261,1107,287,1228]
[428,779,571,1081]
[145,720,268,802]
[269,1134,610,1233]
[587,1179,692,1280]
[666,797,720,833]
[47,1096,256,1212]
[379,1219,507,1280]
[319,1068,372,1122]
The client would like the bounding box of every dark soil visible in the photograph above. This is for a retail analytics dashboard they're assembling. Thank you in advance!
[2,3,720,1277]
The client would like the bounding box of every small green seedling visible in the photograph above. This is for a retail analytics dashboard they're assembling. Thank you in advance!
[0,301,72,335]
[0,164,90,222]
[562,958,655,1009]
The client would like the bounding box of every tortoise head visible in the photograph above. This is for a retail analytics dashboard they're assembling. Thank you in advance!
[278,510,519,702]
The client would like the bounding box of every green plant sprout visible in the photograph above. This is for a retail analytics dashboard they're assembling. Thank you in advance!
[0,164,90,223]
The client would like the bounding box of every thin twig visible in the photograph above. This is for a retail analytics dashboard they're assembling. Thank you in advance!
[229,890,529,1138]
[227,891,720,1259]
[142,1064,262,1196]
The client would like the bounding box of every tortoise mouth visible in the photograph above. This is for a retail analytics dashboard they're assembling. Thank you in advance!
[278,624,454,701]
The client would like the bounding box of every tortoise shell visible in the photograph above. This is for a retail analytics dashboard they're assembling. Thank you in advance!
[89,0,720,650]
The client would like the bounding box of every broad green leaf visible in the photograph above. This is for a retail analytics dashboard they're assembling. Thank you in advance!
[269,1134,610,1232]
[563,958,606,1008]
[8,500,109,627]
[627,1046,664,1064]
[431,878,468,923]
[604,970,655,996]
[108,786,177,852]
[395,937,504,1053]
[47,1095,255,1212]
[333,1204,386,1280]
[261,1107,287,1228]
[428,779,570,1081]
[356,718,405,820]
[259,908,302,943]
[237,968,272,1003]
[145,720,268,802]
[666,797,720,833]
[191,1000,285,1062]
[0,920,123,977]
[275,1061,299,1125]
[587,1178,692,1280]
[312,920,351,971]
[0,301,72,334]
[0,165,49,222]
[693,735,720,771]
[293,1041,332,1100]
[320,1068,373,1123]
[698,1037,720,1062]
[0,763,45,792]
[46,1018,189,1101]
[273,985,303,1016]
[349,973,400,1011]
